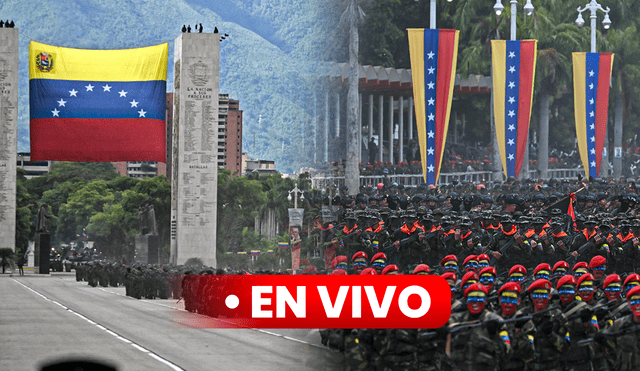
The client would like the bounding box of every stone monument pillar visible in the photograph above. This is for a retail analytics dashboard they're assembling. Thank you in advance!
[0,28,18,252]
[170,33,219,267]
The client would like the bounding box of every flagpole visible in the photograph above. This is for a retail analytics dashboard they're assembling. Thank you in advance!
[429,0,454,30]
[575,0,611,53]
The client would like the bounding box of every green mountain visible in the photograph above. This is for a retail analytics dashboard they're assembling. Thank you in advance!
[2,0,344,173]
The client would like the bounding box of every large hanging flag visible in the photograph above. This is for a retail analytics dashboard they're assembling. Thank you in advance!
[573,52,614,178]
[408,28,459,185]
[492,40,537,178]
[29,41,168,162]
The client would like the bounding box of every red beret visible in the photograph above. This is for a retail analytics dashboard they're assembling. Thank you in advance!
[360,268,377,275]
[351,251,368,262]
[589,255,606,269]
[331,255,348,268]
[577,273,595,287]
[534,263,552,275]
[463,255,478,266]
[382,264,399,275]
[464,283,488,298]
[603,274,621,289]
[413,264,431,274]
[440,254,458,266]
[477,254,490,262]
[498,281,522,295]
[557,275,577,289]
[461,271,479,287]
[626,285,640,300]
[371,252,387,264]
[527,278,552,292]
[553,261,570,272]
[331,268,347,275]
[573,262,588,271]
[479,266,497,277]
[624,273,640,287]
[509,264,527,276]
[441,272,457,282]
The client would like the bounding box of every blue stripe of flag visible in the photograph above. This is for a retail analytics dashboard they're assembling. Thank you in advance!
[30,79,166,120]
[424,29,439,185]
[504,41,520,177]
[585,53,599,176]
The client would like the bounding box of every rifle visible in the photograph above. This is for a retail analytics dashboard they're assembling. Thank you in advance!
[566,232,602,265]
[489,223,533,266]
[577,322,640,346]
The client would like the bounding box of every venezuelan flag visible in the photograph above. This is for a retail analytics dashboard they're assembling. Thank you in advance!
[408,29,459,186]
[29,41,168,162]
[573,52,614,178]
[492,40,537,178]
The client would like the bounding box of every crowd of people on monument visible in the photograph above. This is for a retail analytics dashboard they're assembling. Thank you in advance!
[72,174,640,370]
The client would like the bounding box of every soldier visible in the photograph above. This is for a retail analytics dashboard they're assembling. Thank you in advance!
[440,255,459,275]
[497,282,535,371]
[486,216,527,276]
[551,261,570,287]
[570,216,606,263]
[599,285,640,370]
[370,252,387,275]
[350,251,368,275]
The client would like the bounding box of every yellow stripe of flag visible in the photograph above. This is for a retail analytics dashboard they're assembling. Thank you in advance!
[491,41,507,174]
[30,41,168,82]
[408,29,427,181]
[573,53,589,177]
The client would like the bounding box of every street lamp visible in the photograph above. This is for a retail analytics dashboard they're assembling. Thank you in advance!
[494,0,535,41]
[288,183,304,209]
[422,0,454,29]
[576,0,611,52]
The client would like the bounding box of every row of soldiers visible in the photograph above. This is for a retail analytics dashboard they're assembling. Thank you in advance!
[321,248,640,370]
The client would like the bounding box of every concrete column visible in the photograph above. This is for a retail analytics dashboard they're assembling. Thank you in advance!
[379,94,384,162]
[314,92,318,162]
[613,95,623,179]
[368,94,374,144]
[358,93,363,164]
[452,109,458,144]
[538,93,549,179]
[171,32,219,267]
[325,90,329,162]
[388,95,394,164]
[399,96,404,162]
[335,92,340,137]
[0,28,17,252]
[408,96,414,140]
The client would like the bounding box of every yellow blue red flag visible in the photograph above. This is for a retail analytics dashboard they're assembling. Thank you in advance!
[492,40,537,178]
[408,29,459,185]
[573,52,614,178]
[29,41,168,162]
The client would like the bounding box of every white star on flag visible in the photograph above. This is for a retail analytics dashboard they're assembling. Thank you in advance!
[508,139,515,146]
[119,90,128,97]
[69,89,78,97]
[509,66,516,73]
[51,108,60,117]
[57,98,66,107]
[427,165,434,172]
[427,51,435,59]
[508,124,515,131]
[428,98,435,105]
[508,97,515,104]
[427,82,435,89]
[103,84,112,92]
[508,110,515,118]
[130,100,139,108]
[428,131,435,138]
[589,70,594,77]
[428,67,435,74]
[590,136,595,143]
[508,81,515,89]
[590,124,595,130]
[427,147,434,155]
[590,111,595,118]
[428,113,435,121]
[508,52,516,58]
[85,84,94,91]
[589,83,594,90]
[508,154,515,160]
[138,109,146,117]
[589,98,594,105]
[591,161,596,168]
[590,148,596,154]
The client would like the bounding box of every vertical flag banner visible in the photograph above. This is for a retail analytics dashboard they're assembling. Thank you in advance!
[492,40,537,178]
[408,29,459,185]
[573,52,614,178]
[29,41,168,162]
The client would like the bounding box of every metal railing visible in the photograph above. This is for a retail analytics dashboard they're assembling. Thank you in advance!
[310,168,582,189]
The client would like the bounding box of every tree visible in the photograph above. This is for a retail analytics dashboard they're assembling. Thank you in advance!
[56,180,115,243]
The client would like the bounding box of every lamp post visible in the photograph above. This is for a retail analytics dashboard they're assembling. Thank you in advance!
[428,0,454,29]
[575,0,611,53]
[288,183,305,209]
[493,0,534,40]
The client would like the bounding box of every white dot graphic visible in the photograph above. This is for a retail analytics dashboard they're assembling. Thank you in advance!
[225,295,239,309]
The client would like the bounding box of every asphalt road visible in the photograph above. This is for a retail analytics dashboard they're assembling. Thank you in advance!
[0,272,343,371]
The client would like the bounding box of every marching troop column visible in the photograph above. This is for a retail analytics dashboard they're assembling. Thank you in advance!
[0,27,18,252]
[170,32,220,267]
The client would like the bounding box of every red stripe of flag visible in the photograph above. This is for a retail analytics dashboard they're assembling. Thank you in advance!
[515,41,536,177]
[594,53,613,172]
[30,118,166,162]
[434,30,457,175]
